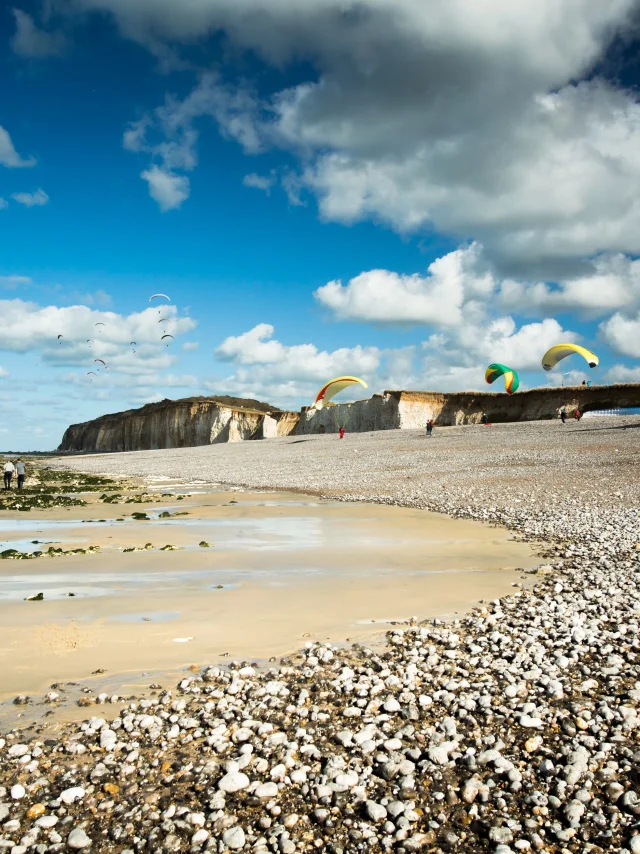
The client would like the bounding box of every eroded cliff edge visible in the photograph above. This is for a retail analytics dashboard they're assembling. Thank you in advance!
[58,384,640,452]
[58,396,298,452]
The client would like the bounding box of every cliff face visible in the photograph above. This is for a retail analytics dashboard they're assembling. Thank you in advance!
[296,384,640,433]
[58,396,298,453]
[59,385,640,452]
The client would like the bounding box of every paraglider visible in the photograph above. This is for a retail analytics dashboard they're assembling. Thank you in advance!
[57,334,63,341]
[542,343,599,372]
[86,371,97,381]
[161,334,174,346]
[130,341,137,346]
[95,322,105,329]
[149,294,170,302]
[86,339,93,344]
[94,359,106,367]
[485,363,519,395]
[158,318,171,324]
[312,376,368,410]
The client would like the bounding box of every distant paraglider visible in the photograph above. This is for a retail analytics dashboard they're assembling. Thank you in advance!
[312,376,368,410]
[57,334,63,342]
[94,359,106,367]
[541,343,599,372]
[485,363,519,395]
[158,318,171,324]
[161,334,174,346]
[86,371,97,381]
[95,322,105,329]
[149,294,170,303]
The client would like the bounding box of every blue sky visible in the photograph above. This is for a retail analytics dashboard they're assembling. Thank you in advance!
[1,0,640,449]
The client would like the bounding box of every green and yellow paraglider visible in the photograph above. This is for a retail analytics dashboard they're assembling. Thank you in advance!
[485,363,519,395]
[541,343,599,372]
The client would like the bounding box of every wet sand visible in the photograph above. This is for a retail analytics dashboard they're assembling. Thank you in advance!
[0,489,537,707]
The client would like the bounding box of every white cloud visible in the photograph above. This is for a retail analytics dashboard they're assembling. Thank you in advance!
[316,244,494,326]
[72,0,640,277]
[243,172,275,193]
[214,323,380,404]
[11,188,49,207]
[0,367,9,379]
[211,314,579,406]
[0,300,196,378]
[182,341,199,351]
[605,364,640,384]
[600,311,640,359]
[141,166,189,211]
[499,254,640,318]
[0,275,32,290]
[0,199,8,210]
[11,8,66,58]
[0,126,35,169]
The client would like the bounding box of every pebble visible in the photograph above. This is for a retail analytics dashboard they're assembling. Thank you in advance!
[67,828,92,849]
[221,825,246,849]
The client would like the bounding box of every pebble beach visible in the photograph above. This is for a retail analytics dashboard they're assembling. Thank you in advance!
[2,417,640,853]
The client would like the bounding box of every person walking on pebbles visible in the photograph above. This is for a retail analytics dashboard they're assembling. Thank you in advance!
[426,419,433,436]
[3,458,15,489]
[15,458,26,489]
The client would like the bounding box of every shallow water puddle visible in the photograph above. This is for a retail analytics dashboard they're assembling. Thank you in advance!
[0,488,539,701]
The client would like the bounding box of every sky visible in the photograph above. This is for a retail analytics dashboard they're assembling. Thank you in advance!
[2,1,640,450]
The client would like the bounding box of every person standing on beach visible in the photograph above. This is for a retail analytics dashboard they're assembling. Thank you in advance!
[560,407,567,424]
[3,459,15,489]
[15,458,25,489]
[339,426,346,439]
[426,420,433,436]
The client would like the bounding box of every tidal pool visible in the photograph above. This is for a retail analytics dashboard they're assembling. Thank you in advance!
[0,488,539,701]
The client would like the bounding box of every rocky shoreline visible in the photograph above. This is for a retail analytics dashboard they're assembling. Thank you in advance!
[3,419,640,852]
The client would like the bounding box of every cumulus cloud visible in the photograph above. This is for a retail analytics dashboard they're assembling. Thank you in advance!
[605,364,640,384]
[0,300,196,382]
[11,188,49,207]
[500,254,640,318]
[214,323,380,404]
[316,244,494,326]
[0,126,35,169]
[317,243,640,331]
[211,313,579,406]
[0,367,9,379]
[600,311,640,359]
[182,341,199,351]
[72,0,640,276]
[141,166,189,211]
[11,8,67,58]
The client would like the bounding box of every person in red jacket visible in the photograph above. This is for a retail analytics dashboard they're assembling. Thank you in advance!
[339,427,346,439]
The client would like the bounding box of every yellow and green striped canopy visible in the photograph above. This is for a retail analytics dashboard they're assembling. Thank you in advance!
[485,363,519,395]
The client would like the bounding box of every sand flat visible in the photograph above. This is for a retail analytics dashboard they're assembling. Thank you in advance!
[0,489,537,698]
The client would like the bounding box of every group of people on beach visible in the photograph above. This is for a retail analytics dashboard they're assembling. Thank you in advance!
[560,407,582,423]
[3,458,26,489]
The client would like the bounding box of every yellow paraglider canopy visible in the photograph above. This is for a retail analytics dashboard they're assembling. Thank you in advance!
[312,376,368,410]
[541,343,599,371]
